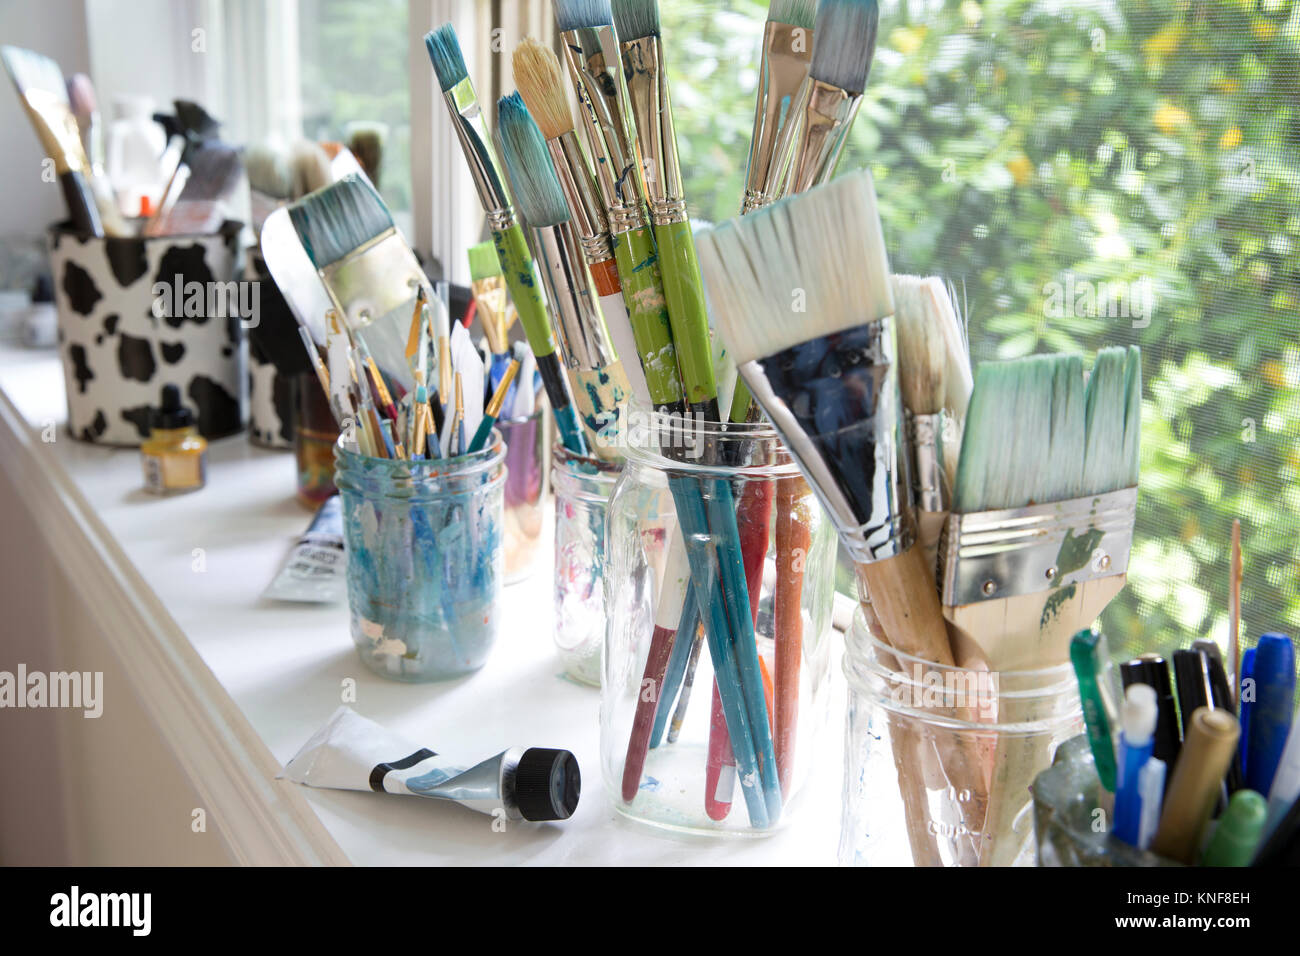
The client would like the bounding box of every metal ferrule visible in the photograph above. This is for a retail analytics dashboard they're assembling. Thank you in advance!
[908,411,947,514]
[606,202,648,235]
[560,26,640,216]
[742,21,814,211]
[775,77,863,197]
[619,35,686,226]
[545,132,613,264]
[737,315,913,564]
[937,486,1138,607]
[319,229,430,338]
[441,78,513,219]
[533,222,616,372]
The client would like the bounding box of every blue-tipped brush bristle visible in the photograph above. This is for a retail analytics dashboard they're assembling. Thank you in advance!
[810,0,879,93]
[287,174,395,270]
[954,347,1142,512]
[611,0,660,41]
[553,0,613,32]
[1,45,69,103]
[770,0,818,29]
[497,93,570,228]
[425,24,468,91]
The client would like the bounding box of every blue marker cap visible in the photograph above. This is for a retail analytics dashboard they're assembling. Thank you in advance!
[1245,633,1296,796]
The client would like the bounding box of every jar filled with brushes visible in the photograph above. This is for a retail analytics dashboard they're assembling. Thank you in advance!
[498,406,550,584]
[840,605,1082,865]
[334,433,505,682]
[602,412,837,834]
[553,443,622,686]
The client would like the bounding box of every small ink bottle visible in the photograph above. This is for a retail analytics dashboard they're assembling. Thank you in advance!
[141,385,207,494]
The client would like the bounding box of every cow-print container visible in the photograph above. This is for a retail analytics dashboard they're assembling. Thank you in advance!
[47,221,248,447]
[245,253,301,450]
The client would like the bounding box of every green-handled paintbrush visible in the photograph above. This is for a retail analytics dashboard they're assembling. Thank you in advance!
[424,24,587,457]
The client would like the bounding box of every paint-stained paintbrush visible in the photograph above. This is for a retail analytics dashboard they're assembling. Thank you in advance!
[552,0,685,419]
[743,0,818,212]
[424,24,588,457]
[514,37,649,410]
[285,174,430,397]
[497,93,632,459]
[772,0,879,197]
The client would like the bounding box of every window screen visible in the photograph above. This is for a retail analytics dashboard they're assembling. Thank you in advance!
[662,0,1300,659]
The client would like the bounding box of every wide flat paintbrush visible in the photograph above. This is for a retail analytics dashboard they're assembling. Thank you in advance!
[496,93,632,459]
[424,24,588,457]
[285,174,430,397]
[944,346,1141,864]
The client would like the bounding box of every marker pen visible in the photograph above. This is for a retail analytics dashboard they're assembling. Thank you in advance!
[1114,684,1157,847]
[1245,633,1296,797]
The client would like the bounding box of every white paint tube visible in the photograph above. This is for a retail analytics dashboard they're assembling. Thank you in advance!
[280,707,580,823]
[263,495,346,603]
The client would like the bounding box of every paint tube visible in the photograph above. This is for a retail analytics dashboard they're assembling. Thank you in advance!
[263,495,346,603]
[280,706,581,822]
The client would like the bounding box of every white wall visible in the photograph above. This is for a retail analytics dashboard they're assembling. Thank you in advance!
[0,0,92,241]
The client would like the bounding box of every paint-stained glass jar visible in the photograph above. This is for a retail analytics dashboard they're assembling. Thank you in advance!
[334,434,505,681]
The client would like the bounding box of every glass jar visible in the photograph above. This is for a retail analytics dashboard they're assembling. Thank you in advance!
[295,372,339,509]
[602,412,837,834]
[499,408,549,584]
[1032,734,1178,866]
[553,444,622,686]
[334,434,505,682]
[840,605,1082,865]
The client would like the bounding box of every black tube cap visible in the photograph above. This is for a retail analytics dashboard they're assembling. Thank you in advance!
[513,748,580,822]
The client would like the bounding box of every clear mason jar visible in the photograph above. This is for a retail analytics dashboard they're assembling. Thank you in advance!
[840,605,1082,865]
[553,443,622,686]
[334,434,505,682]
[602,412,837,834]
[499,407,550,584]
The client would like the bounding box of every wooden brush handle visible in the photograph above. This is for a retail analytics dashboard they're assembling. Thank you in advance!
[774,479,811,797]
[856,545,955,666]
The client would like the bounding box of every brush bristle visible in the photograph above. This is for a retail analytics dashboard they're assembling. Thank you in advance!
[770,0,818,29]
[497,93,570,228]
[287,174,394,269]
[468,240,502,281]
[67,73,96,116]
[513,39,574,140]
[289,140,333,198]
[1,46,69,103]
[425,24,468,91]
[611,0,660,41]
[892,275,950,417]
[954,346,1141,513]
[697,168,892,366]
[810,0,879,93]
[553,0,614,31]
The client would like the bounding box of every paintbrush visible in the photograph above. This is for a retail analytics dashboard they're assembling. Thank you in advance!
[698,170,978,854]
[284,174,429,397]
[1,45,103,237]
[771,0,880,197]
[424,24,588,458]
[943,347,1141,864]
[742,0,818,212]
[893,274,972,574]
[1229,517,1242,697]
[514,37,650,410]
[553,0,686,420]
[468,358,521,454]
[612,0,719,424]
[497,93,632,459]
[467,239,511,387]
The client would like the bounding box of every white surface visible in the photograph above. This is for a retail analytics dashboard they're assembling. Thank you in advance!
[0,340,845,865]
